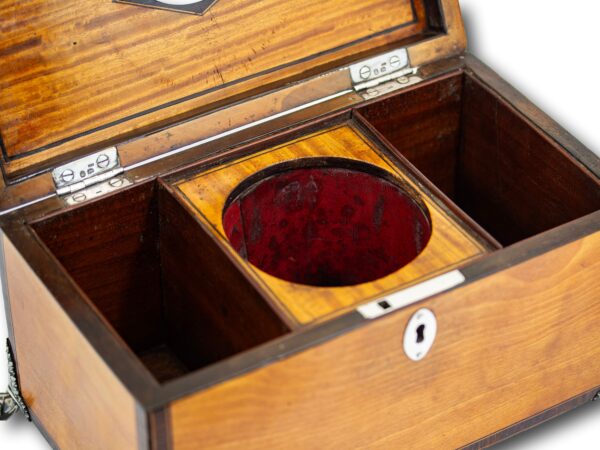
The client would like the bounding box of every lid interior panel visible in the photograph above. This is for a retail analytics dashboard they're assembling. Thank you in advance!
[0,0,443,174]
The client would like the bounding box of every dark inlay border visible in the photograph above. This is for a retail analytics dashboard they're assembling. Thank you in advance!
[3,0,425,166]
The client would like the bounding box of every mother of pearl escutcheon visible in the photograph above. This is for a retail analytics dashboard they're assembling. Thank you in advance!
[115,0,218,15]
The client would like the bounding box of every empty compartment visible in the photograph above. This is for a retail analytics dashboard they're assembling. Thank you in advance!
[31,180,290,383]
[222,158,432,287]
[356,72,600,245]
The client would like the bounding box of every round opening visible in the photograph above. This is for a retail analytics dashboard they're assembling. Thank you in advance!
[222,158,432,287]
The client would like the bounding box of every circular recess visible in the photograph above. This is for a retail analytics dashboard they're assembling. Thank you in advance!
[222,158,432,287]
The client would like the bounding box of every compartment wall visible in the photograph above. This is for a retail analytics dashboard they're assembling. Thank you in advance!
[459,75,600,245]
[158,186,291,371]
[356,73,463,197]
[1,233,144,450]
[31,182,164,353]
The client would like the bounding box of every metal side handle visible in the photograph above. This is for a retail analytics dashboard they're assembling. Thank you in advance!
[0,339,30,421]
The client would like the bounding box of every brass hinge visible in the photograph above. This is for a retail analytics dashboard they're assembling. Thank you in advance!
[350,48,422,100]
[52,146,124,196]
[0,339,30,421]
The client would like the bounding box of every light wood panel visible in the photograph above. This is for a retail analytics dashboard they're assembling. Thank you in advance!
[176,124,490,324]
[118,69,359,169]
[2,233,141,450]
[0,0,469,181]
[0,0,423,168]
[168,231,600,449]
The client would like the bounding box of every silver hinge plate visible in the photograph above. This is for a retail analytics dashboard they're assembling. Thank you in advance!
[52,147,124,196]
[359,73,423,100]
[350,48,420,98]
[350,48,410,85]
[63,175,133,206]
[0,339,30,421]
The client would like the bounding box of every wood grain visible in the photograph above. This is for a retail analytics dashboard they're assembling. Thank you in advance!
[118,69,359,169]
[0,0,423,168]
[0,0,469,181]
[31,182,164,353]
[357,72,463,197]
[463,54,600,179]
[462,387,600,449]
[28,179,291,383]
[356,70,600,246]
[176,124,491,324]
[158,183,291,370]
[459,74,600,245]
[2,233,141,450]
[168,231,600,449]
[408,0,466,67]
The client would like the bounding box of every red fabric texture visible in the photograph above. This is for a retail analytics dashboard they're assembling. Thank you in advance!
[223,167,431,287]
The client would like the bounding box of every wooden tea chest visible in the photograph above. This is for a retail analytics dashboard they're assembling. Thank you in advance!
[1,0,599,448]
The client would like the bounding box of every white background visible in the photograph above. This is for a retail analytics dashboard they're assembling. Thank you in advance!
[1,0,599,448]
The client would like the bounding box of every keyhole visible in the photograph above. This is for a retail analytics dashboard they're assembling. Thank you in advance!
[416,324,425,343]
[404,308,436,361]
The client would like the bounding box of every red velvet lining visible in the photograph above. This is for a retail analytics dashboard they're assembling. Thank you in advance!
[223,166,431,287]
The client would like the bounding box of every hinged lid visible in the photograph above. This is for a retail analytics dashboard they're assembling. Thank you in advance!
[0,0,465,182]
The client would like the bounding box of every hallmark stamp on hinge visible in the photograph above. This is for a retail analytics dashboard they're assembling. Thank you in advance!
[349,48,420,99]
[52,147,126,196]
[53,147,120,190]
[350,49,410,84]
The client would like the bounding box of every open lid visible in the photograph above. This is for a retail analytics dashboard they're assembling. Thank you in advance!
[0,0,465,181]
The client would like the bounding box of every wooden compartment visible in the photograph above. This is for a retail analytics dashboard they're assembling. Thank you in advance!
[174,123,495,325]
[30,180,290,383]
[2,66,599,449]
[1,0,600,448]
[356,72,600,245]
